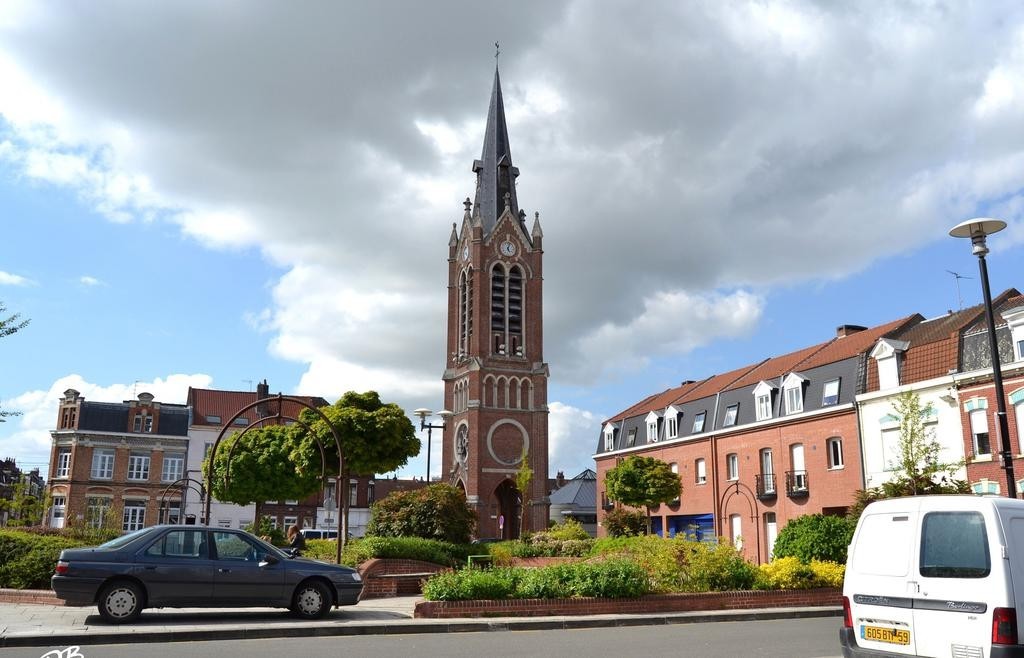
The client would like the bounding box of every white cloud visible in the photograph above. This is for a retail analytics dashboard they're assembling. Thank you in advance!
[0,270,33,286]
[0,2,1023,431]
[78,275,102,287]
[571,290,764,380]
[0,373,214,467]
[548,401,602,476]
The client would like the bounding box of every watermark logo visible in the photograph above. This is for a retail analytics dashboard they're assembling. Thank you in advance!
[40,647,84,658]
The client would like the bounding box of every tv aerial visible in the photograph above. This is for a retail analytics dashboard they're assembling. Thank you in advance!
[946,270,972,310]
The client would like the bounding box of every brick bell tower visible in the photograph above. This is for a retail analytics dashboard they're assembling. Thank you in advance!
[440,66,550,539]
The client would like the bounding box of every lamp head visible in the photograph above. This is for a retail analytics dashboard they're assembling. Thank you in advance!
[412,408,431,421]
[436,410,454,422]
[949,218,1007,258]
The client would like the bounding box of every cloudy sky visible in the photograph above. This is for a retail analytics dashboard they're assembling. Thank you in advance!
[2,1,1023,480]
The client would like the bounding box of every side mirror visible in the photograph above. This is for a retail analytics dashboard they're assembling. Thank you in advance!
[283,548,298,558]
[258,554,280,567]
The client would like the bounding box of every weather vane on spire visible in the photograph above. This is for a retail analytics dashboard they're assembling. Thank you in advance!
[495,41,500,64]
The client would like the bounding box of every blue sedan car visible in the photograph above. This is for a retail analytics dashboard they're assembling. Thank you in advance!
[51,525,363,623]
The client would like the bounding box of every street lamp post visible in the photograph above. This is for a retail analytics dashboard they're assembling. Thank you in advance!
[413,408,453,483]
[949,217,1016,498]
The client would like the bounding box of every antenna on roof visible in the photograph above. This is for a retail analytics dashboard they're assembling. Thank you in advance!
[946,270,972,310]
[242,379,254,392]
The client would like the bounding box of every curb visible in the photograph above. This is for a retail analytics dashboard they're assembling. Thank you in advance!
[0,606,842,648]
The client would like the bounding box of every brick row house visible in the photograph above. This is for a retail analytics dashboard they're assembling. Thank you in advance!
[48,390,191,531]
[0,457,44,526]
[594,287,1024,563]
[46,383,430,535]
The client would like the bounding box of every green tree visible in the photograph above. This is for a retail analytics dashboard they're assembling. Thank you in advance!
[602,507,648,537]
[296,391,419,544]
[366,483,477,543]
[206,424,321,523]
[514,447,533,537]
[605,456,682,534]
[0,302,29,423]
[0,481,48,526]
[848,391,969,519]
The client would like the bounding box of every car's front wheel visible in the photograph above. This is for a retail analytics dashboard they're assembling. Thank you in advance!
[291,580,332,619]
[98,580,144,623]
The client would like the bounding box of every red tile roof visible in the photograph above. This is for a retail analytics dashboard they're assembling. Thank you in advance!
[187,388,329,427]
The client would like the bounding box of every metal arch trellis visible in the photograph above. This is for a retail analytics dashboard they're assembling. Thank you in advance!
[203,393,346,562]
[718,479,763,565]
[157,477,206,524]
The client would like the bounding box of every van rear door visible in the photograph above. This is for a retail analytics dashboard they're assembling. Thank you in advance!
[847,505,919,655]
[912,507,1006,658]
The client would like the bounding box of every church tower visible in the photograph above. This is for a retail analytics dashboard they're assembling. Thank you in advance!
[440,66,549,539]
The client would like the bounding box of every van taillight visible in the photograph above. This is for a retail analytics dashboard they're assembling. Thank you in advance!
[842,596,853,629]
[55,561,69,575]
[993,607,1018,645]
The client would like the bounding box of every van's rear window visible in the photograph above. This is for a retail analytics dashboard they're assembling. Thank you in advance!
[920,511,990,578]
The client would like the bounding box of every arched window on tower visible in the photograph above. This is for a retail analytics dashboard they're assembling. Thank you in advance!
[508,266,523,355]
[459,269,473,355]
[491,264,506,353]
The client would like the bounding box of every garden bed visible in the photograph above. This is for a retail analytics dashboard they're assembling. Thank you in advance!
[414,587,841,618]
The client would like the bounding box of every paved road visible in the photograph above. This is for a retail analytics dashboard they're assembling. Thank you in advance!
[0,616,844,658]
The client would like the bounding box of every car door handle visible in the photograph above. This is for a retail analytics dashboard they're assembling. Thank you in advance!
[218,568,231,573]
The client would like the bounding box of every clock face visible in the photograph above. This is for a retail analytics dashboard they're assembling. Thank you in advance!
[500,240,516,257]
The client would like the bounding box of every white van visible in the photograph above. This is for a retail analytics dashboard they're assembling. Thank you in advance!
[299,529,338,541]
[841,495,1024,657]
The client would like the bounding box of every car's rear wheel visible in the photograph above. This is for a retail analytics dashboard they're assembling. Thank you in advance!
[98,580,144,623]
[291,580,332,619]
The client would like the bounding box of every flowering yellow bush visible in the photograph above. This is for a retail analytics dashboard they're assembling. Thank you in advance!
[809,559,845,588]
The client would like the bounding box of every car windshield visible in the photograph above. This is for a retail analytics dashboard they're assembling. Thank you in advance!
[97,527,152,550]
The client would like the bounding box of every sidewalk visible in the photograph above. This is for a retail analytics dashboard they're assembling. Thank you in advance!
[0,594,842,648]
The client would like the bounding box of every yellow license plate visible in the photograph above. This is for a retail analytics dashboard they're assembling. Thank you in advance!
[862,625,911,645]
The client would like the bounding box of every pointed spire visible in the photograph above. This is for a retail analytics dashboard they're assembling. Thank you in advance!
[532,211,543,239]
[448,222,458,247]
[472,66,519,237]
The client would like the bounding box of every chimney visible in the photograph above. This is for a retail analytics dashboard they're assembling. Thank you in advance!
[555,471,566,488]
[836,324,867,338]
[256,379,270,417]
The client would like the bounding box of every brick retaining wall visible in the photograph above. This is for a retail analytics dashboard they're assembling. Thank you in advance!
[415,587,841,618]
[0,588,63,605]
[357,558,449,599]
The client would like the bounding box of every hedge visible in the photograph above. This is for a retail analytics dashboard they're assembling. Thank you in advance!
[0,530,85,589]
[338,536,476,568]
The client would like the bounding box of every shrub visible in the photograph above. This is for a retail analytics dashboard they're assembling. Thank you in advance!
[339,536,475,568]
[302,539,338,562]
[592,535,686,592]
[755,556,818,590]
[0,530,83,589]
[545,518,590,541]
[809,560,846,588]
[421,558,652,601]
[421,567,519,601]
[366,483,477,544]
[772,514,856,563]
[754,557,846,590]
[680,540,758,592]
[602,507,647,537]
[245,517,286,546]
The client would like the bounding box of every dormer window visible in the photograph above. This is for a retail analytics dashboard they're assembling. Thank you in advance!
[822,379,841,406]
[645,412,660,442]
[692,411,706,433]
[133,413,153,433]
[1004,305,1024,361]
[782,373,808,415]
[626,428,637,448]
[753,381,775,421]
[603,425,616,451]
[723,404,739,427]
[870,339,910,390]
[665,406,680,439]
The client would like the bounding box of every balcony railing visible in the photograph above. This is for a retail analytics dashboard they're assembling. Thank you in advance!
[755,473,777,500]
[786,470,809,498]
